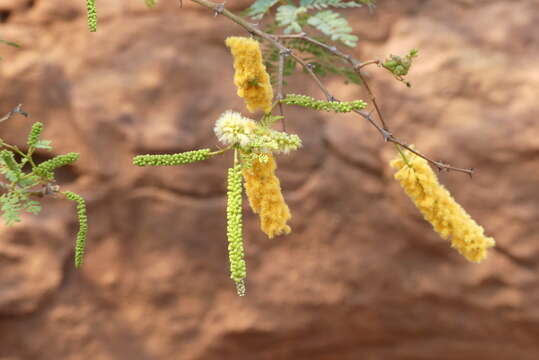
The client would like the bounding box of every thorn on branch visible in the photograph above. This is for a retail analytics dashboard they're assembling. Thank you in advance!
[279,49,291,57]
[213,2,225,16]
[468,168,474,179]
[381,129,392,142]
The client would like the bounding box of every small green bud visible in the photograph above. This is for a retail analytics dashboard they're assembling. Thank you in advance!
[132,149,211,167]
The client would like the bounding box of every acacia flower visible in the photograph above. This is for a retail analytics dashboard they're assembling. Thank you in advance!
[226,162,247,296]
[225,36,274,113]
[242,154,291,238]
[214,111,256,147]
[390,149,495,263]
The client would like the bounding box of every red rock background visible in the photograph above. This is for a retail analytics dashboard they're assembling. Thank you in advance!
[0,0,538,359]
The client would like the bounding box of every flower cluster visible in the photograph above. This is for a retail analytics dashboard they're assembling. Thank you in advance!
[64,191,88,268]
[214,111,302,154]
[225,36,274,113]
[242,154,291,238]
[282,94,367,113]
[226,163,247,296]
[391,149,495,263]
[133,149,211,167]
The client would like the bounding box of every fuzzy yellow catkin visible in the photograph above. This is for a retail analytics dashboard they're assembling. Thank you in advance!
[242,154,291,238]
[390,149,495,263]
[225,36,274,113]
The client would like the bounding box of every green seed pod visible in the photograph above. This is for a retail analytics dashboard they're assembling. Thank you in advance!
[64,191,88,268]
[34,152,79,179]
[133,149,211,167]
[27,122,43,147]
[87,0,97,32]
[226,163,247,296]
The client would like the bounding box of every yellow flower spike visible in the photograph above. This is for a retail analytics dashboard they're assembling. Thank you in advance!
[225,36,273,113]
[390,148,495,263]
[242,154,291,238]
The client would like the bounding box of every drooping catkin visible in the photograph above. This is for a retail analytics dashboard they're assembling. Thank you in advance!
[133,149,211,166]
[87,0,97,32]
[390,149,495,263]
[242,154,291,238]
[225,36,273,113]
[27,122,43,147]
[226,162,247,296]
[64,191,88,268]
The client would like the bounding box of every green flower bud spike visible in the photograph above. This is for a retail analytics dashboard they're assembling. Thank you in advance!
[145,0,158,8]
[0,150,20,175]
[226,152,247,296]
[281,94,367,113]
[27,122,43,147]
[64,191,88,268]
[87,0,97,32]
[133,149,211,166]
[34,153,79,179]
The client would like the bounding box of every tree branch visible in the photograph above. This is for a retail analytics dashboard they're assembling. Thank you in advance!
[188,0,473,175]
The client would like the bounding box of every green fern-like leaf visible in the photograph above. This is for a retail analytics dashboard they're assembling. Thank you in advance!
[0,192,22,225]
[245,0,280,19]
[276,5,305,33]
[0,40,21,48]
[300,0,362,9]
[307,10,357,47]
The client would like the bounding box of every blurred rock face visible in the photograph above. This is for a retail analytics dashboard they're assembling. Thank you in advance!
[1,1,538,359]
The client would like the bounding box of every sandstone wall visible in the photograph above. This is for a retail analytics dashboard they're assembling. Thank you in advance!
[0,0,538,359]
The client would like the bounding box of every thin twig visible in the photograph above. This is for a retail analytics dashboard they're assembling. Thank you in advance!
[277,51,286,131]
[188,0,473,175]
[0,104,28,123]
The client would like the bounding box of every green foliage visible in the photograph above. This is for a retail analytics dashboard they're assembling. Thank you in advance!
[301,0,362,9]
[87,0,97,32]
[245,0,280,19]
[0,40,21,48]
[145,0,158,7]
[133,149,211,166]
[282,93,367,112]
[226,160,247,296]
[64,191,88,268]
[0,115,85,255]
[307,10,357,47]
[383,48,419,87]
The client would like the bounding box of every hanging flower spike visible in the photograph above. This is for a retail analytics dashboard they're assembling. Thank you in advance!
[226,159,247,296]
[34,153,79,180]
[64,191,88,268]
[87,0,97,32]
[225,37,274,113]
[390,148,495,263]
[242,154,291,238]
